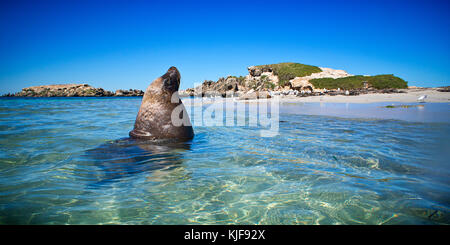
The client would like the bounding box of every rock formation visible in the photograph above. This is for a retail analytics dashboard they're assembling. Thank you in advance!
[3,84,145,97]
[238,90,271,100]
[178,63,351,98]
[4,62,410,99]
[183,76,242,97]
[114,89,144,96]
[437,86,450,92]
[289,67,351,92]
[9,84,111,97]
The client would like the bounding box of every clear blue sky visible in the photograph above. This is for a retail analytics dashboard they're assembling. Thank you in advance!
[0,0,449,94]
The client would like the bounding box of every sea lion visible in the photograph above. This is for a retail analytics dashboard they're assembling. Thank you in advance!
[129,66,194,140]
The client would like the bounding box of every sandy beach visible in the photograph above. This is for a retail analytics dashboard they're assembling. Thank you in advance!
[277,88,450,104]
[184,88,450,108]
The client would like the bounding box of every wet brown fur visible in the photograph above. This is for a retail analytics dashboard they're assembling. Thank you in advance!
[129,67,194,140]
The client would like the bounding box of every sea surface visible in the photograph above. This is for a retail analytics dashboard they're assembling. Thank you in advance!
[0,97,449,224]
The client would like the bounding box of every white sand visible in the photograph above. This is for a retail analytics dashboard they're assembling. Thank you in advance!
[182,88,450,105]
[277,88,450,104]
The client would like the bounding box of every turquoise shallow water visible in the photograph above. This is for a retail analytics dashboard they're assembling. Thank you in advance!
[0,97,449,224]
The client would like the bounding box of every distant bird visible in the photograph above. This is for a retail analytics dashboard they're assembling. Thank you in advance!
[417,95,427,102]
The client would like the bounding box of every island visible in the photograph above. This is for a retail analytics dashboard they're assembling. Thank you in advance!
[179,62,409,97]
[2,84,144,97]
[177,62,449,103]
[2,62,449,102]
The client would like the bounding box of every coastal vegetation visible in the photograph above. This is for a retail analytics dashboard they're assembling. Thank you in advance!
[310,74,407,90]
[228,75,246,85]
[261,75,276,90]
[255,62,322,86]
[383,104,425,108]
[367,75,408,89]
[4,63,411,98]
[3,84,143,97]
[309,76,366,90]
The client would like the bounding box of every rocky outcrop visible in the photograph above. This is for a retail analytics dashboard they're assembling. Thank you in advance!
[244,66,350,93]
[4,63,409,99]
[238,90,271,100]
[9,84,113,97]
[4,84,144,97]
[437,86,450,92]
[244,67,279,91]
[179,76,241,97]
[247,66,273,76]
[289,67,351,92]
[179,64,351,98]
[114,89,144,96]
[178,88,195,97]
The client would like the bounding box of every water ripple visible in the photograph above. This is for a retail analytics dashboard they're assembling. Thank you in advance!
[0,97,449,224]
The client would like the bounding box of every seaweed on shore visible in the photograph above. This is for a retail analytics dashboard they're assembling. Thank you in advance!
[382,105,425,109]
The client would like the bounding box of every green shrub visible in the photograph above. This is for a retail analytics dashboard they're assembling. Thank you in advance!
[237,76,246,85]
[264,82,276,90]
[310,74,407,90]
[255,62,322,87]
[260,74,275,90]
[310,76,366,90]
[366,74,407,89]
[228,75,246,85]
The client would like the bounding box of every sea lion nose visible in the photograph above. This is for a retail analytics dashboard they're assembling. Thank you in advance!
[168,66,178,73]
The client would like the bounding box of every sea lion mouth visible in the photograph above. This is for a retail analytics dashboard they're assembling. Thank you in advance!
[161,66,181,92]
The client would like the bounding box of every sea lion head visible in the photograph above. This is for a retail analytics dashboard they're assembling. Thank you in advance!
[129,66,194,140]
[160,66,181,92]
[145,66,181,100]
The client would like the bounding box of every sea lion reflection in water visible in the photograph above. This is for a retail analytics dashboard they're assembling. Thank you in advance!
[86,67,194,187]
